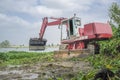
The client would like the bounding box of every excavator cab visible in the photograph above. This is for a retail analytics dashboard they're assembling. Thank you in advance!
[69,17,81,37]
[61,17,81,39]
[29,38,47,50]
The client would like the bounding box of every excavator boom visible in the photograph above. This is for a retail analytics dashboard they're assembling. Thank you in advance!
[29,17,66,50]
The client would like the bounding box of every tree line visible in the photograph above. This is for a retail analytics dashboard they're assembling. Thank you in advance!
[0,40,10,48]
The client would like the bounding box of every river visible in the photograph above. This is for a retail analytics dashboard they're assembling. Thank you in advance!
[0,47,59,52]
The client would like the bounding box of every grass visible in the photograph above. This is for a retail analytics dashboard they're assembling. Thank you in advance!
[0,51,54,65]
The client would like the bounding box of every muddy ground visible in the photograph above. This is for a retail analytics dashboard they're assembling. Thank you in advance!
[0,60,92,80]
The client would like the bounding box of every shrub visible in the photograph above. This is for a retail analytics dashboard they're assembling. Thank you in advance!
[0,52,9,61]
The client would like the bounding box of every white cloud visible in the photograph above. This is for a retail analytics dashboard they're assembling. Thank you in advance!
[0,13,30,28]
[0,0,63,17]
[0,0,29,12]
[100,0,118,5]
[0,0,118,18]
[36,6,62,16]
[24,5,63,17]
[0,13,41,45]
[40,0,93,9]
[39,0,94,17]
[41,0,76,9]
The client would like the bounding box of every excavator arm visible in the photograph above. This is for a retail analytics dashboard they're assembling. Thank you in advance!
[29,17,66,50]
[39,17,66,40]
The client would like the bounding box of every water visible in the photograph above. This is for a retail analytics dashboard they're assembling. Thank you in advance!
[0,47,59,52]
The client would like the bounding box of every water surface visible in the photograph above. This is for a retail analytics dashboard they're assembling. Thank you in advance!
[0,47,59,52]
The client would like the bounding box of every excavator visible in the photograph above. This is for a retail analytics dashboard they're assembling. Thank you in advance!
[29,15,112,57]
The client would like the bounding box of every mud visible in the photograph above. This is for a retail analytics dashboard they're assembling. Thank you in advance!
[0,60,92,80]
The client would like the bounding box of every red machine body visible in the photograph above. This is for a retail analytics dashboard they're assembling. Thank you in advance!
[61,22,112,50]
[84,23,112,39]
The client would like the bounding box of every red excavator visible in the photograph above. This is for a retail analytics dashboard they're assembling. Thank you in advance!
[29,15,112,56]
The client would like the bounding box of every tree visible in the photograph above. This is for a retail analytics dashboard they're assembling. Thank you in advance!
[99,3,120,54]
[0,40,10,48]
[109,2,120,38]
[109,2,120,26]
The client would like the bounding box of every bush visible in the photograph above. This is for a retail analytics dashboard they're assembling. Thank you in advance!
[99,38,120,55]
[0,51,54,65]
[0,52,9,61]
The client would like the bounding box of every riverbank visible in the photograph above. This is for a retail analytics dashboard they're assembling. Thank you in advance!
[0,51,92,79]
[0,51,120,80]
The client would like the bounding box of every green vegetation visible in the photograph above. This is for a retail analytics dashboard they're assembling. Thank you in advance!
[81,54,120,80]
[109,2,120,26]
[109,2,120,40]
[0,51,54,65]
[66,53,120,80]
[0,40,27,48]
[0,40,10,48]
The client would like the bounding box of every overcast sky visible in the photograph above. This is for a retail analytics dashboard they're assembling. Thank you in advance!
[0,0,119,45]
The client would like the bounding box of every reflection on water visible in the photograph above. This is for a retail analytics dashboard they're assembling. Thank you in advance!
[0,47,59,52]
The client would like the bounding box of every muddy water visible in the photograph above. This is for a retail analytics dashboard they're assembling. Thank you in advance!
[0,61,92,80]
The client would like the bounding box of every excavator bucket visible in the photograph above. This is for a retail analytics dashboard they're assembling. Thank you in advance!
[29,38,47,50]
